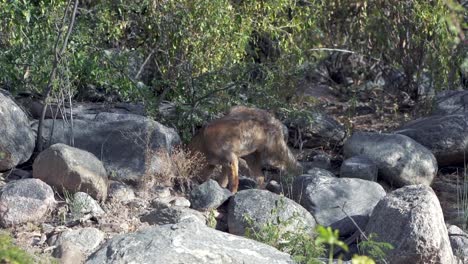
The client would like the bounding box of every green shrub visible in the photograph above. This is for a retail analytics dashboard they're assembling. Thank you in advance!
[0,233,34,264]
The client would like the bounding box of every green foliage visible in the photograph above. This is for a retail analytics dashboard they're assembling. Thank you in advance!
[0,0,464,139]
[0,233,34,264]
[243,198,324,264]
[358,233,394,263]
[315,225,349,263]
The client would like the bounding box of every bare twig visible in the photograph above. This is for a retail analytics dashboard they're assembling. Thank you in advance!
[36,0,79,152]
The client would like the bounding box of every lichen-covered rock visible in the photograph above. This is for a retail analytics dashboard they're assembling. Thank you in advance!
[0,179,55,227]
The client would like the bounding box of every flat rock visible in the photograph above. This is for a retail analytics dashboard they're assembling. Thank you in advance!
[86,219,294,264]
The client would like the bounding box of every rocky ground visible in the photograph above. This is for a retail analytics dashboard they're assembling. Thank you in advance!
[1,54,468,264]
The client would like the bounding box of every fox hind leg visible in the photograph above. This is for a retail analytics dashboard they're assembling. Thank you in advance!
[245,152,265,189]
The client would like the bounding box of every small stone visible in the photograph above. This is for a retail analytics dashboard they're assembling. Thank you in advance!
[190,180,231,210]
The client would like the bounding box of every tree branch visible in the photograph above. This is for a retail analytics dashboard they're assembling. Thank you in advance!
[35,0,79,153]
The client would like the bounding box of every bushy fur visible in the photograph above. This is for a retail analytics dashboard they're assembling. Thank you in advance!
[189,106,301,193]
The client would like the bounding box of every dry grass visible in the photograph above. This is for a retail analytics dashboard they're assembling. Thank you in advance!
[140,146,207,194]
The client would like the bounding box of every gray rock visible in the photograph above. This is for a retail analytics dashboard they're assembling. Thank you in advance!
[54,241,86,264]
[140,206,206,225]
[190,180,231,210]
[343,132,437,187]
[72,192,104,217]
[238,176,258,191]
[292,174,385,237]
[33,143,108,201]
[305,167,336,178]
[0,90,35,171]
[170,196,191,207]
[365,185,454,264]
[0,178,56,227]
[32,113,180,183]
[285,110,346,148]
[86,219,294,264]
[432,90,468,115]
[227,189,316,236]
[340,155,378,181]
[50,227,105,256]
[108,181,135,202]
[396,115,468,166]
[447,225,468,260]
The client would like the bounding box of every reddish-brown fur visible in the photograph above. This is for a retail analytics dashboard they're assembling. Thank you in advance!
[188,106,301,193]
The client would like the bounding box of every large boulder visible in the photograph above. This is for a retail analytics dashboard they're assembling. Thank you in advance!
[364,185,454,264]
[343,132,437,187]
[227,189,316,236]
[86,219,294,264]
[396,115,468,166]
[34,113,180,182]
[0,90,35,171]
[284,110,346,148]
[33,143,108,201]
[432,90,468,115]
[292,174,385,237]
[0,179,56,227]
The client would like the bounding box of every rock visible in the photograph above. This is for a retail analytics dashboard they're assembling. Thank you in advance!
[238,176,257,191]
[284,110,346,148]
[33,113,180,183]
[292,174,385,237]
[108,181,135,202]
[86,218,294,264]
[340,156,378,181]
[227,189,316,236]
[170,196,191,207]
[396,115,468,166]
[140,206,206,225]
[305,167,336,178]
[432,90,468,115]
[72,192,104,217]
[447,225,468,260]
[33,143,108,201]
[265,180,282,194]
[301,153,332,171]
[0,179,56,227]
[0,90,35,171]
[190,180,231,210]
[343,132,437,187]
[54,241,86,264]
[364,185,454,264]
[50,227,105,256]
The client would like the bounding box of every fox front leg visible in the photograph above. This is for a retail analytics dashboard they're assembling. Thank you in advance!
[227,154,239,193]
